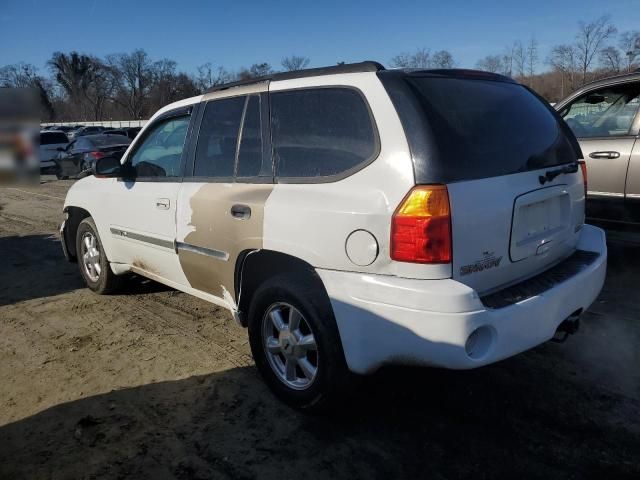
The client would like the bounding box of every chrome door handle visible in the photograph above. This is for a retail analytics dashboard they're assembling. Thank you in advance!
[156,198,170,210]
[589,151,620,159]
[231,204,251,219]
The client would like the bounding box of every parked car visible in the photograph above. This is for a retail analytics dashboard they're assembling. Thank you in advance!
[68,126,103,140]
[555,70,640,227]
[39,130,69,175]
[60,62,607,410]
[108,127,142,140]
[55,134,131,179]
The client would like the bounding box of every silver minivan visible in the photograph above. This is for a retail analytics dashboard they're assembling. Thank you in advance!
[556,71,640,227]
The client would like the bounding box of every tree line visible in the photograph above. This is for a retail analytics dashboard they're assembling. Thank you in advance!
[475,16,639,100]
[1,15,638,122]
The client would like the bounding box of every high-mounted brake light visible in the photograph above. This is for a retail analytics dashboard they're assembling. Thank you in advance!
[578,160,587,197]
[391,185,452,263]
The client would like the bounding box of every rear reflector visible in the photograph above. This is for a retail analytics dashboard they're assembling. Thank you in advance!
[578,160,587,197]
[391,185,452,263]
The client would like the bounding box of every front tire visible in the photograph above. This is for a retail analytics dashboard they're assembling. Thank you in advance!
[248,273,351,412]
[76,217,122,294]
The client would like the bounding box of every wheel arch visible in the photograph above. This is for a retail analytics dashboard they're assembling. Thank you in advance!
[234,249,332,328]
[62,205,92,262]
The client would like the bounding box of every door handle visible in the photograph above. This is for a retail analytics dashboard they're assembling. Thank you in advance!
[589,151,620,159]
[231,204,251,220]
[156,198,170,210]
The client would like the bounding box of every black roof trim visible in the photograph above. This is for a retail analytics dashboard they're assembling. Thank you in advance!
[205,61,385,93]
[379,68,517,83]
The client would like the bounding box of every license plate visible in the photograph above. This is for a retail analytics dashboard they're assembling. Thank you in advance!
[511,188,571,261]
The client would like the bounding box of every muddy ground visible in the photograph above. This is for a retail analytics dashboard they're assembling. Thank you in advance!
[0,179,638,480]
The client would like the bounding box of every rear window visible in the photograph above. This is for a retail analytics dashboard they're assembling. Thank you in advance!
[40,132,68,145]
[389,76,578,183]
[88,135,131,146]
[271,88,378,179]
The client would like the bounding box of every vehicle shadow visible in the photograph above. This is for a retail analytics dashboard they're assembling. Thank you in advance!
[0,234,170,306]
[0,234,84,306]
[1,290,639,480]
[1,358,637,480]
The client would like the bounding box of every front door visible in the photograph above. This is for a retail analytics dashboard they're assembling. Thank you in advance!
[559,82,640,222]
[105,109,193,284]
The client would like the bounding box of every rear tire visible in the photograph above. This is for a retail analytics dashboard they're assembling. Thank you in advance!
[76,217,123,294]
[248,273,352,412]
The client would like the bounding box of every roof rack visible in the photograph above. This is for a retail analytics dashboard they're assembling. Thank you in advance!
[205,61,385,93]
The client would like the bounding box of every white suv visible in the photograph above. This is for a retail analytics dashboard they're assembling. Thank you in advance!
[61,62,607,410]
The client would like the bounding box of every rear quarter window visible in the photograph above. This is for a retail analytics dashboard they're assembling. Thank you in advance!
[271,87,378,180]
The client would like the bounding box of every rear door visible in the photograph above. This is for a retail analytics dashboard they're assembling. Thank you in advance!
[558,82,640,222]
[400,75,585,294]
[175,86,273,306]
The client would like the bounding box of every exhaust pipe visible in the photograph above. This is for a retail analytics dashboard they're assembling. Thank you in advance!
[552,310,582,343]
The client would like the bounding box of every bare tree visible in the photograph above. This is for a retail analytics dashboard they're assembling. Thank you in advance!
[196,63,233,90]
[83,58,116,120]
[107,49,153,119]
[48,52,96,118]
[237,63,273,80]
[619,30,640,72]
[599,46,622,73]
[502,44,515,77]
[476,55,504,73]
[0,63,40,88]
[390,48,431,68]
[431,50,455,68]
[0,63,55,119]
[513,41,526,79]
[281,55,310,71]
[547,44,578,97]
[575,15,617,84]
[527,36,539,79]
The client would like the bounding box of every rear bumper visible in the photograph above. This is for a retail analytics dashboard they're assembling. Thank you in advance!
[317,224,607,374]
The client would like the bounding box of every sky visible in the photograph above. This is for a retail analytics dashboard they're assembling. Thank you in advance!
[0,0,638,74]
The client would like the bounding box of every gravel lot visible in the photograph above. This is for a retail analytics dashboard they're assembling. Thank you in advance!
[1,179,639,480]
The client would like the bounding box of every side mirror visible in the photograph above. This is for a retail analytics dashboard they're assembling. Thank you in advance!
[94,156,124,177]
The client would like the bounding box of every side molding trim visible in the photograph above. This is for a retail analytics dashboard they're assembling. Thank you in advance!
[110,227,175,250]
[176,241,230,261]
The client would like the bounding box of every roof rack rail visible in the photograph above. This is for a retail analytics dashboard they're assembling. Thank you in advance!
[205,61,385,93]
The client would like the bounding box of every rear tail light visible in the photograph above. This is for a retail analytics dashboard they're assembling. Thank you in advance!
[89,151,105,160]
[578,160,587,197]
[391,185,452,263]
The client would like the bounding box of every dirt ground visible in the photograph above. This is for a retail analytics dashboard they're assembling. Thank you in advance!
[0,179,638,480]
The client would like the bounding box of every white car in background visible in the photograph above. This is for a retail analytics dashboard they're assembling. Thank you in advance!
[39,130,69,175]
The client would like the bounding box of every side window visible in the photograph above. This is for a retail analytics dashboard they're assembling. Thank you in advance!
[130,115,190,178]
[194,96,245,178]
[236,95,265,178]
[561,84,640,138]
[75,138,89,150]
[271,88,377,179]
